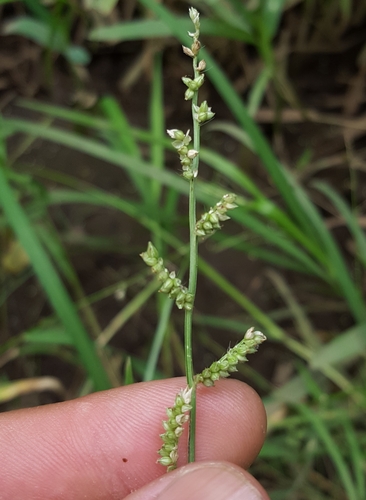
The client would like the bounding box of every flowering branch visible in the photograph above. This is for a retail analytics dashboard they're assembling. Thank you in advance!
[195,193,238,238]
[158,328,266,471]
[140,6,266,474]
[140,242,194,311]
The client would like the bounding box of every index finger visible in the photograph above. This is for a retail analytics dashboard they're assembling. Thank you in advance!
[1,377,266,499]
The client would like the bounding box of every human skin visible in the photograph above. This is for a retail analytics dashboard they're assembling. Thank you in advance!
[0,377,268,499]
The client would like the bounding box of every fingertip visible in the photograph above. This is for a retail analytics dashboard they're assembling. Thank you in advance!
[126,461,270,500]
[193,379,267,468]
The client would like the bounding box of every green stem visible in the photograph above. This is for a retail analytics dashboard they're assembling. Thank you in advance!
[188,384,197,461]
[185,190,197,385]
[185,181,197,463]
[185,55,201,464]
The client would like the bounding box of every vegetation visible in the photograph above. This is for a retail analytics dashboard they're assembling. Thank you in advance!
[0,1,365,498]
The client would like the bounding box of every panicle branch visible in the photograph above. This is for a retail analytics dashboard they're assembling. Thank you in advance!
[158,328,266,471]
[157,386,193,471]
[195,193,238,237]
[140,242,194,311]
[195,328,267,387]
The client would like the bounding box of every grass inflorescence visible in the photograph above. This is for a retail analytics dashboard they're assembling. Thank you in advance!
[140,8,267,470]
[1,1,365,498]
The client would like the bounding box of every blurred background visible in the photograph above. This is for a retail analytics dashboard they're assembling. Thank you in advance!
[1,1,366,498]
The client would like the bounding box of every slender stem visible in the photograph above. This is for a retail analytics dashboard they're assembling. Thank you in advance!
[185,55,201,463]
[185,184,197,386]
[185,181,197,462]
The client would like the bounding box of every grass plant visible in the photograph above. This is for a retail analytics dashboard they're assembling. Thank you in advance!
[1,0,366,498]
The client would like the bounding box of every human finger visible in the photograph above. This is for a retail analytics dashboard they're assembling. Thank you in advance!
[126,461,270,500]
[0,377,266,499]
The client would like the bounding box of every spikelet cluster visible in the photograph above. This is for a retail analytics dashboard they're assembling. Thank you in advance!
[157,386,193,471]
[181,7,203,99]
[140,242,194,311]
[169,7,214,181]
[158,327,266,472]
[195,328,267,387]
[195,193,238,237]
[167,129,198,181]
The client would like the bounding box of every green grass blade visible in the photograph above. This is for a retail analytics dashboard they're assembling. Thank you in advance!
[17,98,110,130]
[36,224,102,339]
[295,403,358,500]
[247,66,272,116]
[149,52,165,210]
[88,17,253,43]
[197,256,303,348]
[231,206,328,279]
[123,357,135,385]
[199,0,254,33]
[97,279,159,348]
[339,0,352,19]
[342,416,366,498]
[5,118,189,194]
[296,361,324,401]
[100,95,149,201]
[212,232,316,273]
[47,189,182,260]
[23,324,73,346]
[3,16,90,65]
[310,322,366,369]
[100,96,141,158]
[22,0,51,22]
[259,0,287,41]
[3,16,66,51]
[313,180,366,269]
[0,168,111,391]
[266,269,319,349]
[199,146,263,198]
[292,187,366,323]
[143,296,174,382]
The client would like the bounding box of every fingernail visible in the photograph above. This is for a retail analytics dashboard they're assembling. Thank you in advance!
[155,462,264,500]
